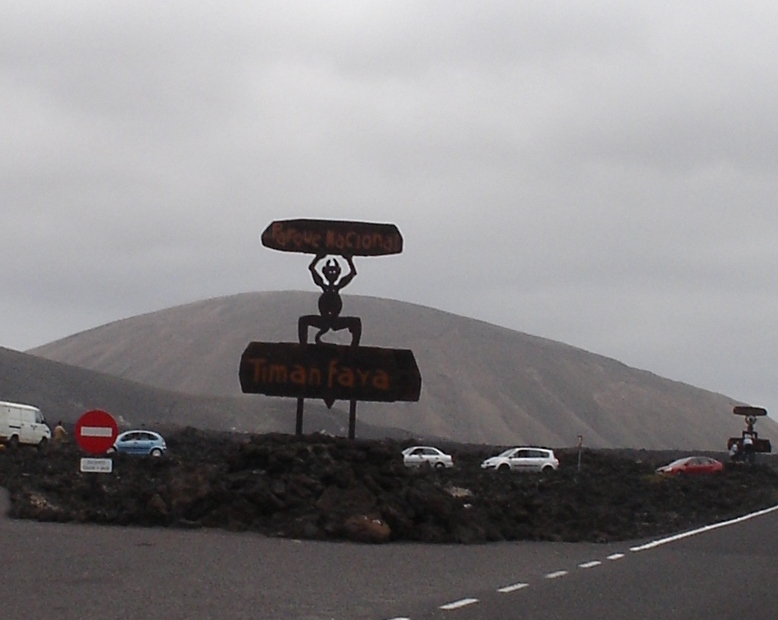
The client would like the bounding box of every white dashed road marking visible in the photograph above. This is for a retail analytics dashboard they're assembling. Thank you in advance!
[385,506,778,620]
[545,570,568,579]
[440,598,479,610]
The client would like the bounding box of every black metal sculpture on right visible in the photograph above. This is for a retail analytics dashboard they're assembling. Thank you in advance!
[728,405,772,463]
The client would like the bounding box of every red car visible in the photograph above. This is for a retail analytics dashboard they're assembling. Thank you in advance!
[656,456,724,475]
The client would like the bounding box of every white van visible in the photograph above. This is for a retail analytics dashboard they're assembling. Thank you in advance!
[0,401,52,447]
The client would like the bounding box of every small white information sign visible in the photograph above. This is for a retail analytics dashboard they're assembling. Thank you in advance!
[80,457,113,474]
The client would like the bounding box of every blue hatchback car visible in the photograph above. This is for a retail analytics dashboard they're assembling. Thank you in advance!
[108,430,167,457]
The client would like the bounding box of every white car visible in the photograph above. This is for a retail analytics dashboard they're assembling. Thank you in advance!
[481,447,559,472]
[402,446,454,469]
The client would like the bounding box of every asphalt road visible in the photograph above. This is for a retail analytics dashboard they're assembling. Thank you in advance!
[2,490,777,620]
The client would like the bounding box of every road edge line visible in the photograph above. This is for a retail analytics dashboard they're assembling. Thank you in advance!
[630,503,778,552]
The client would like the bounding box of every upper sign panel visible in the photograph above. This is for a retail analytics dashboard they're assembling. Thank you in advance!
[261,219,403,256]
[733,406,768,416]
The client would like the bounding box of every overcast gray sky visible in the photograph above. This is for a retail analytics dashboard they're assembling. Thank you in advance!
[3,1,777,416]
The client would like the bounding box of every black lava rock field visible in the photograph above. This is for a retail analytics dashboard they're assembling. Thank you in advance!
[1,428,777,544]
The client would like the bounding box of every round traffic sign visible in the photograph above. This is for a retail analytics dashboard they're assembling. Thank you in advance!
[74,409,118,455]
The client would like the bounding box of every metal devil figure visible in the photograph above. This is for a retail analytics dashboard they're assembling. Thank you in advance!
[239,219,421,438]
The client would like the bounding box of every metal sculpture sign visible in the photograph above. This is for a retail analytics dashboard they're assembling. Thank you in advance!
[242,218,421,438]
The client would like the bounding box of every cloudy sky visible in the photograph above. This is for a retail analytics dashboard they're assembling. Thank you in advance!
[3,2,777,415]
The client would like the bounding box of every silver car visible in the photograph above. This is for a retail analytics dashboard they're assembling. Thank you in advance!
[481,447,559,472]
[108,430,167,457]
[402,446,454,469]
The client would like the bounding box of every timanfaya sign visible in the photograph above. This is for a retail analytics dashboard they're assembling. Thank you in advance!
[239,342,421,406]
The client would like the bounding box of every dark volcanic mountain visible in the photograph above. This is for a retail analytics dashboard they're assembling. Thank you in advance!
[28,291,778,449]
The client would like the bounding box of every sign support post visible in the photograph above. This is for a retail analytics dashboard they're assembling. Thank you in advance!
[296,397,304,435]
[348,400,357,440]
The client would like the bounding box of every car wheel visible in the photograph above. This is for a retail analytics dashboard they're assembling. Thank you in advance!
[434,462,446,469]
[150,448,163,457]
[38,437,48,452]
[498,463,510,472]
[9,435,19,449]
[542,465,554,473]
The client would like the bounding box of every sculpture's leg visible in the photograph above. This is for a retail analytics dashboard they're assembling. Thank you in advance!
[314,327,330,345]
[298,316,310,344]
[299,315,325,345]
[347,317,362,347]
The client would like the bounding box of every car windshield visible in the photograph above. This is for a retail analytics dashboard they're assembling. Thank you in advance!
[665,458,691,468]
[497,449,516,457]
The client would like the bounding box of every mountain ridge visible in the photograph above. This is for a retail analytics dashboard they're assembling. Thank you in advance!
[28,291,778,450]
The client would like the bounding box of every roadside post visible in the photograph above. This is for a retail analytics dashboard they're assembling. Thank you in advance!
[240,219,422,439]
[577,434,583,472]
[74,409,118,473]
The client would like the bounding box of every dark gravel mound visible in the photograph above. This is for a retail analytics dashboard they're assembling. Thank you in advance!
[2,429,777,544]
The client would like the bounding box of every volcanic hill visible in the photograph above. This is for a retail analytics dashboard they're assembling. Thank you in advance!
[29,291,778,449]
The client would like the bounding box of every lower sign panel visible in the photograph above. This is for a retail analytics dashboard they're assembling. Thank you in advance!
[239,342,421,404]
[80,458,113,473]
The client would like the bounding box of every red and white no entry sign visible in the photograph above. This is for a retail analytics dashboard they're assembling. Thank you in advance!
[74,409,118,455]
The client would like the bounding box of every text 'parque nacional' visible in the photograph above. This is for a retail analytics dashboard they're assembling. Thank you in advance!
[261,219,403,256]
